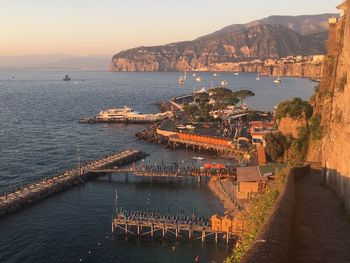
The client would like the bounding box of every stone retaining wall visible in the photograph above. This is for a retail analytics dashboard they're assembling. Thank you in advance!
[240,165,310,263]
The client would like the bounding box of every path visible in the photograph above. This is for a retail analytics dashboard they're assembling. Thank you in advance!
[289,170,350,263]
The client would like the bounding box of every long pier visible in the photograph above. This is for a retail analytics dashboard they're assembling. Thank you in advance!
[87,164,237,180]
[0,149,147,217]
[112,209,237,243]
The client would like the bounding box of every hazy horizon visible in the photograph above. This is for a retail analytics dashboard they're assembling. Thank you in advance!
[0,0,340,57]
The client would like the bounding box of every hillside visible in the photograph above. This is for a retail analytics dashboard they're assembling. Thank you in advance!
[111,14,335,72]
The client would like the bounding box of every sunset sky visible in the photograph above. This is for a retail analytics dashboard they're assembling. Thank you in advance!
[0,0,340,56]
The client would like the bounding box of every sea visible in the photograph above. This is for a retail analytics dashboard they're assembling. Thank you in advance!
[0,70,316,263]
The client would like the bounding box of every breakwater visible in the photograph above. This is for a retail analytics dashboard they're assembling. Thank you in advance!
[0,149,147,218]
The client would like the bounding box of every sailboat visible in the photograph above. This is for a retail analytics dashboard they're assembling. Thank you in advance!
[256,71,260,80]
[178,66,187,85]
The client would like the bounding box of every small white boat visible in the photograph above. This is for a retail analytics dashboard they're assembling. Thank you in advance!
[195,76,202,82]
[178,76,185,85]
[177,124,186,130]
[274,77,282,84]
[192,156,205,161]
[256,72,260,80]
[213,73,217,77]
[193,73,196,77]
[220,80,228,86]
[234,72,240,76]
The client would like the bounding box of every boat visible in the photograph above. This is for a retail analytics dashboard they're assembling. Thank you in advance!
[220,80,228,86]
[176,124,186,130]
[193,73,196,77]
[192,156,205,161]
[178,62,187,85]
[213,73,217,77]
[63,75,71,81]
[234,72,240,76]
[195,76,201,82]
[274,77,282,84]
[178,75,185,85]
[97,106,139,120]
[256,72,260,80]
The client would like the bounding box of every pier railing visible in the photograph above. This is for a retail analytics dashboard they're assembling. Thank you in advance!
[112,209,238,243]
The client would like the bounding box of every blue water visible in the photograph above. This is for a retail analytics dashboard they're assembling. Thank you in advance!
[0,70,316,263]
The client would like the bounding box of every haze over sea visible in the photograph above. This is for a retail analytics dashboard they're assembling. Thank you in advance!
[0,70,315,262]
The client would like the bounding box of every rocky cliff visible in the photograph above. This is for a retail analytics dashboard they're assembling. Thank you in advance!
[111,14,334,74]
[308,1,350,211]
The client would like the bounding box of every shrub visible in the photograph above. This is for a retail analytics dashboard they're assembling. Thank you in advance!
[264,132,289,162]
[275,97,313,120]
[309,114,323,140]
[338,74,347,92]
[225,168,289,263]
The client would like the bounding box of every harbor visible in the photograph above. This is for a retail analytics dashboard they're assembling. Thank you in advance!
[0,71,317,263]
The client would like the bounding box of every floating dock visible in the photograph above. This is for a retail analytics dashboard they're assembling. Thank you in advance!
[112,209,238,243]
[0,149,147,217]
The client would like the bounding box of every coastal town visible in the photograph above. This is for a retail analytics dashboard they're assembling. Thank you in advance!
[1,1,350,263]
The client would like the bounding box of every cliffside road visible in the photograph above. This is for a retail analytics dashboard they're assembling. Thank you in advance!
[290,170,350,263]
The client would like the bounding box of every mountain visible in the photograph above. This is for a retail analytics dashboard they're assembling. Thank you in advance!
[0,54,110,70]
[111,13,336,72]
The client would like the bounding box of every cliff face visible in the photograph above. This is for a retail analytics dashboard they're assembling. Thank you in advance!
[111,14,333,73]
[308,1,350,211]
[196,56,323,79]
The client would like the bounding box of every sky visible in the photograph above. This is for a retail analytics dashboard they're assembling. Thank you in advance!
[0,0,341,56]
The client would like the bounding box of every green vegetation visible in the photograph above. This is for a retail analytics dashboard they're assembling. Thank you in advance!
[264,132,289,162]
[232,89,255,107]
[225,168,289,263]
[338,74,347,92]
[309,114,323,140]
[183,88,254,121]
[275,97,312,120]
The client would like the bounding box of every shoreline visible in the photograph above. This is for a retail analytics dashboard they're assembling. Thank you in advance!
[207,178,237,215]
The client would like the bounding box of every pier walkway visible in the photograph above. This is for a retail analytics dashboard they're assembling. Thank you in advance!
[87,163,237,179]
[112,209,238,243]
[0,149,147,217]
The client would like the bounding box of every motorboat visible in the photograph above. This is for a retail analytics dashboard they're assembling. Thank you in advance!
[274,77,282,84]
[63,75,71,81]
[192,156,205,161]
[220,80,228,86]
[234,72,240,76]
[195,76,202,82]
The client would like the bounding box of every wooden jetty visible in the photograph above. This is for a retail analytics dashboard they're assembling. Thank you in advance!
[0,149,147,217]
[112,209,238,243]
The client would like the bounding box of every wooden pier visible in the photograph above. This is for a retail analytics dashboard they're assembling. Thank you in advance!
[112,209,237,243]
[0,149,147,217]
[87,163,237,180]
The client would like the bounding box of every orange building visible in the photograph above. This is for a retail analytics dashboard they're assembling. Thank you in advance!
[210,215,245,233]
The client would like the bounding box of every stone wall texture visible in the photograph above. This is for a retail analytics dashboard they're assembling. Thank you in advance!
[240,166,310,263]
[309,1,350,211]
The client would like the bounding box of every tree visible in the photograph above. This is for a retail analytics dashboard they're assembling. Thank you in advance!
[275,97,313,120]
[233,89,255,107]
[264,132,289,162]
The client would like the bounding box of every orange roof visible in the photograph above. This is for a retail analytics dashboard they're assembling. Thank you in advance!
[337,1,348,10]
[257,145,267,164]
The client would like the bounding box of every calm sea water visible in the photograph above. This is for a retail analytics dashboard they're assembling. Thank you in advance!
[0,70,316,263]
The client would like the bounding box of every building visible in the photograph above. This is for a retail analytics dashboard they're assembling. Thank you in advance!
[236,166,264,199]
[250,121,274,145]
[236,164,285,199]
